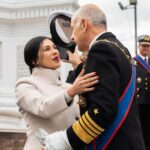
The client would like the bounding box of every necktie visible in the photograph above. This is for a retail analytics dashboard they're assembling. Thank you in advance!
[144,58,148,64]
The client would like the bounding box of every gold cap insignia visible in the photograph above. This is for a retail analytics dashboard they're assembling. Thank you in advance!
[144,36,150,41]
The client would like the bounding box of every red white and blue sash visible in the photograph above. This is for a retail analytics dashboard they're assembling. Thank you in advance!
[86,64,136,150]
[134,55,150,73]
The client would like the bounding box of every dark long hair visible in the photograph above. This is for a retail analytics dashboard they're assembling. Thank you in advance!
[24,36,50,73]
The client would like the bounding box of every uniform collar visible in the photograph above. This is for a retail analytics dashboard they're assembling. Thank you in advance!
[89,31,107,50]
[139,54,148,61]
[32,67,61,85]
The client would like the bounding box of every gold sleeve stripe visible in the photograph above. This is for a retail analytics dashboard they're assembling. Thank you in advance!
[82,115,101,135]
[79,118,97,138]
[85,111,104,132]
[72,120,94,144]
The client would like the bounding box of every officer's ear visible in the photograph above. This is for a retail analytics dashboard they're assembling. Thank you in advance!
[80,19,87,33]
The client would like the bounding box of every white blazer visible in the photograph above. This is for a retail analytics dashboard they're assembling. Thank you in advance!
[16,67,80,150]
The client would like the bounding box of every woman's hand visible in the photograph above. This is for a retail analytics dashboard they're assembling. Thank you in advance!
[66,51,83,69]
[67,69,99,97]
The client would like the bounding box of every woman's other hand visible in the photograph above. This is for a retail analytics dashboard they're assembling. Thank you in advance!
[65,51,82,69]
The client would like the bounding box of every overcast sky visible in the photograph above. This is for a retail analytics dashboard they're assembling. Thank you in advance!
[78,0,149,56]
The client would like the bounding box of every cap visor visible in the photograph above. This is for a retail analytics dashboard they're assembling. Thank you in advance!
[48,10,73,27]
[140,42,150,45]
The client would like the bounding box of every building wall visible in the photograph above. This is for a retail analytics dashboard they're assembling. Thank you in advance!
[0,132,26,150]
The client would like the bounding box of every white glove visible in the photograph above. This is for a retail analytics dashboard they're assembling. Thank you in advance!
[35,128,72,150]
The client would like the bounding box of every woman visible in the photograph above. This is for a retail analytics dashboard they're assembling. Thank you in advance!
[15,36,99,150]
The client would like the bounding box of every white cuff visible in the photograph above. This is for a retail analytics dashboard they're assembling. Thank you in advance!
[64,91,73,104]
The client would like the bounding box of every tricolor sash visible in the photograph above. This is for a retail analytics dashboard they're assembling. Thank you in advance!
[86,64,136,150]
[134,55,150,73]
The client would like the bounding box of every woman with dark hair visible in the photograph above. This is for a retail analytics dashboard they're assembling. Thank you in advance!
[15,36,99,150]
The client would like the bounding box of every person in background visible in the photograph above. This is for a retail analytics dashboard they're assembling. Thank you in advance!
[134,34,150,150]
[15,36,99,150]
[36,4,146,150]
[149,45,150,58]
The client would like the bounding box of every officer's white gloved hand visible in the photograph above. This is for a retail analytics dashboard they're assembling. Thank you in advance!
[35,128,72,150]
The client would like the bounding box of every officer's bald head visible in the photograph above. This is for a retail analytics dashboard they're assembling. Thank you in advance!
[72,4,107,29]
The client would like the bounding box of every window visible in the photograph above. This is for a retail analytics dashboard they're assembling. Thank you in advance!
[16,45,30,79]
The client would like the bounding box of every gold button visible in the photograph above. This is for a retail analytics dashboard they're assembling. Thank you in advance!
[79,95,86,107]
[145,78,148,81]
[137,94,140,98]
[137,88,139,91]
[137,77,142,83]
[145,82,148,85]
[145,87,148,90]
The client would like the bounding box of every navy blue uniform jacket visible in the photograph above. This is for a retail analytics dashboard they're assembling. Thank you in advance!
[67,32,145,150]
